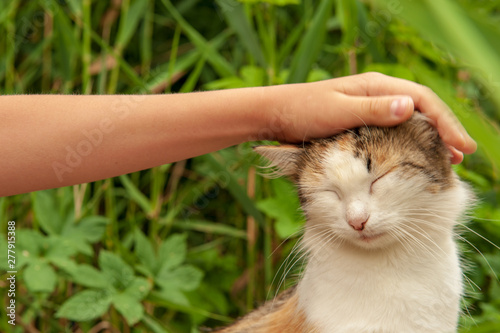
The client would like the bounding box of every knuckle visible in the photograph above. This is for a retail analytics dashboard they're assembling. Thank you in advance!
[361,98,384,118]
[363,71,387,81]
[418,84,435,96]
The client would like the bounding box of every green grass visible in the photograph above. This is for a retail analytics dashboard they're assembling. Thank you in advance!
[1,0,500,332]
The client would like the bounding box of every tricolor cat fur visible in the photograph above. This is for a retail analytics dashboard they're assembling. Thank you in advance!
[215,113,473,333]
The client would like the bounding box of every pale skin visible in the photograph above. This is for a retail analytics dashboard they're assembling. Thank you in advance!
[0,72,476,197]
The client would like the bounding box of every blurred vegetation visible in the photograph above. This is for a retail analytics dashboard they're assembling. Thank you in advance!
[0,0,500,332]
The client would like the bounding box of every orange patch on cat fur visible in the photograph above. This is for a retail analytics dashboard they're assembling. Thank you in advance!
[213,289,319,333]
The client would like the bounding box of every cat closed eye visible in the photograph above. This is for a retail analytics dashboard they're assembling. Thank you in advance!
[327,189,341,199]
[370,172,392,193]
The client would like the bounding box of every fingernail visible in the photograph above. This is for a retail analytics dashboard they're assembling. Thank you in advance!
[391,98,409,118]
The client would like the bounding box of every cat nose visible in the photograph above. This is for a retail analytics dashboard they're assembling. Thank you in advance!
[346,200,370,231]
[348,215,369,231]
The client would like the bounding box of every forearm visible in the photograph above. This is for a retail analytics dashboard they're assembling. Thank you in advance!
[0,89,268,196]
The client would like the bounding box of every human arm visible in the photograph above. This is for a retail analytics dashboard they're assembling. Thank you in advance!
[0,73,476,197]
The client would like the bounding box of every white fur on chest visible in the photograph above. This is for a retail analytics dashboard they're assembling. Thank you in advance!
[297,237,462,333]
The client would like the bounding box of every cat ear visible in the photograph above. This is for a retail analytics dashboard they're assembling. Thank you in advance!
[253,145,303,177]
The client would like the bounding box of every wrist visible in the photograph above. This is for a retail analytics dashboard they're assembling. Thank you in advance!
[251,84,296,142]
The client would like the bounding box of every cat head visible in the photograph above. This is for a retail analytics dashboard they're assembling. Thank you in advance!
[255,113,473,250]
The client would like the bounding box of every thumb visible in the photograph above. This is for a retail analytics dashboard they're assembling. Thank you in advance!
[341,95,415,127]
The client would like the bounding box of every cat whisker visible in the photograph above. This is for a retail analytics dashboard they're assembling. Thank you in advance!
[393,224,445,262]
[272,226,337,301]
[389,228,417,256]
[456,223,500,252]
[268,234,305,300]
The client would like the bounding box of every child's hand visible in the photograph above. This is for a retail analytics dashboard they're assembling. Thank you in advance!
[261,72,476,164]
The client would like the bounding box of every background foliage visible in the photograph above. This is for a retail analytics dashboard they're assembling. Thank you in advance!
[1,0,500,332]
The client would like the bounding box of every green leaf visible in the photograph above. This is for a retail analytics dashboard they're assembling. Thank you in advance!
[410,60,500,173]
[33,190,63,235]
[257,178,305,239]
[0,237,7,270]
[66,238,94,257]
[71,264,111,289]
[362,63,416,81]
[56,289,112,321]
[99,250,135,289]
[287,0,335,83]
[239,0,299,5]
[134,229,157,274]
[307,68,333,82]
[24,260,57,293]
[124,277,152,301]
[112,293,144,326]
[157,265,203,292]
[119,175,153,214]
[215,0,266,67]
[374,0,500,111]
[173,219,247,239]
[142,314,171,333]
[161,0,236,77]
[52,5,77,85]
[158,233,187,271]
[49,257,79,275]
[204,154,266,226]
[66,216,109,243]
[337,0,358,48]
[116,0,149,48]
[45,235,79,260]
[154,288,190,307]
[15,229,44,268]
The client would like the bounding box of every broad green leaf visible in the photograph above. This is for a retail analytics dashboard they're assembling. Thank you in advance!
[154,288,190,307]
[48,257,79,275]
[307,68,333,82]
[99,250,135,289]
[112,293,144,326]
[158,233,187,271]
[205,66,266,90]
[71,264,110,289]
[257,178,305,238]
[24,260,57,293]
[124,277,152,301]
[67,216,109,243]
[15,229,44,268]
[45,235,79,260]
[157,265,203,292]
[56,289,112,321]
[134,229,157,274]
[33,190,63,235]
[240,66,266,86]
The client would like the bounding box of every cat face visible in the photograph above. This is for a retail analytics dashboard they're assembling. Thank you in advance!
[255,114,471,250]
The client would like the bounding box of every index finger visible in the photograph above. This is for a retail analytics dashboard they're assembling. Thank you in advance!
[335,73,477,154]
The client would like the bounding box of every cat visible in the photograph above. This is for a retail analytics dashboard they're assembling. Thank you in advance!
[214,113,474,333]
